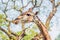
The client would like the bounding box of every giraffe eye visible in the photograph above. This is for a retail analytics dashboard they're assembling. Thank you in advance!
[15,18,19,20]
[26,14,31,16]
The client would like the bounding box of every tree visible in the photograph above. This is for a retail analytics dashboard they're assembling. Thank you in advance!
[0,0,60,40]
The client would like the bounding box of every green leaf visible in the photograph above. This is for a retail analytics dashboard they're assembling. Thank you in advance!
[16,31,22,36]
[22,35,33,40]
[0,14,7,26]
[22,28,38,40]
[32,24,38,29]
[25,28,37,36]
[55,34,60,40]
[0,14,6,19]
[0,19,5,23]
[0,19,6,26]
[0,30,9,40]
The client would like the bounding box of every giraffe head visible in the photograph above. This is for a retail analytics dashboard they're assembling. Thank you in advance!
[13,8,38,24]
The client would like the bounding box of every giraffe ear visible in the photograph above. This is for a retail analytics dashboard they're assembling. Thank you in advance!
[35,11,38,15]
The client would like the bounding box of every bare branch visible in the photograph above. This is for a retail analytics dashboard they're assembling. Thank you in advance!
[21,0,23,7]
[18,1,32,13]
[45,7,57,29]
[32,33,44,40]
[0,26,18,40]
[13,0,15,9]
[0,27,11,39]
[45,0,60,29]
[18,28,29,40]
[1,0,10,17]
[32,0,43,10]
[32,0,43,7]
[55,2,60,7]
[50,0,55,8]
[19,0,43,13]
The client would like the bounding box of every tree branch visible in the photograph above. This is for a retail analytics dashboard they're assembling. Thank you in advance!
[0,27,11,39]
[45,1,60,29]
[18,28,29,40]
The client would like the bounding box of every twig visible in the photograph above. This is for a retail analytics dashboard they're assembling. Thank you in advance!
[32,33,44,40]
[0,27,11,39]
[18,1,32,13]
[8,22,18,36]
[1,0,9,17]
[4,18,18,37]
[18,28,29,40]
[21,0,23,7]
[13,0,15,9]
[32,0,43,9]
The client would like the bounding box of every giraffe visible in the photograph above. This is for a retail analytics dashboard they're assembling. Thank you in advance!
[13,8,51,40]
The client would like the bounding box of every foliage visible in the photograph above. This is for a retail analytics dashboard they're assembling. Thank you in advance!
[0,0,60,40]
[0,14,9,26]
[0,30,9,40]
[55,34,60,40]
[0,14,6,19]
[16,31,22,36]
[22,28,38,40]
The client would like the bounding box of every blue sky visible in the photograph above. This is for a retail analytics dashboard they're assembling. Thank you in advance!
[0,0,60,40]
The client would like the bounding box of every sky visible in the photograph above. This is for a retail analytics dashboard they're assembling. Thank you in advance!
[0,0,60,40]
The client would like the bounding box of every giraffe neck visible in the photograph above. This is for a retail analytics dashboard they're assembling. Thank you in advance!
[34,16,51,40]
